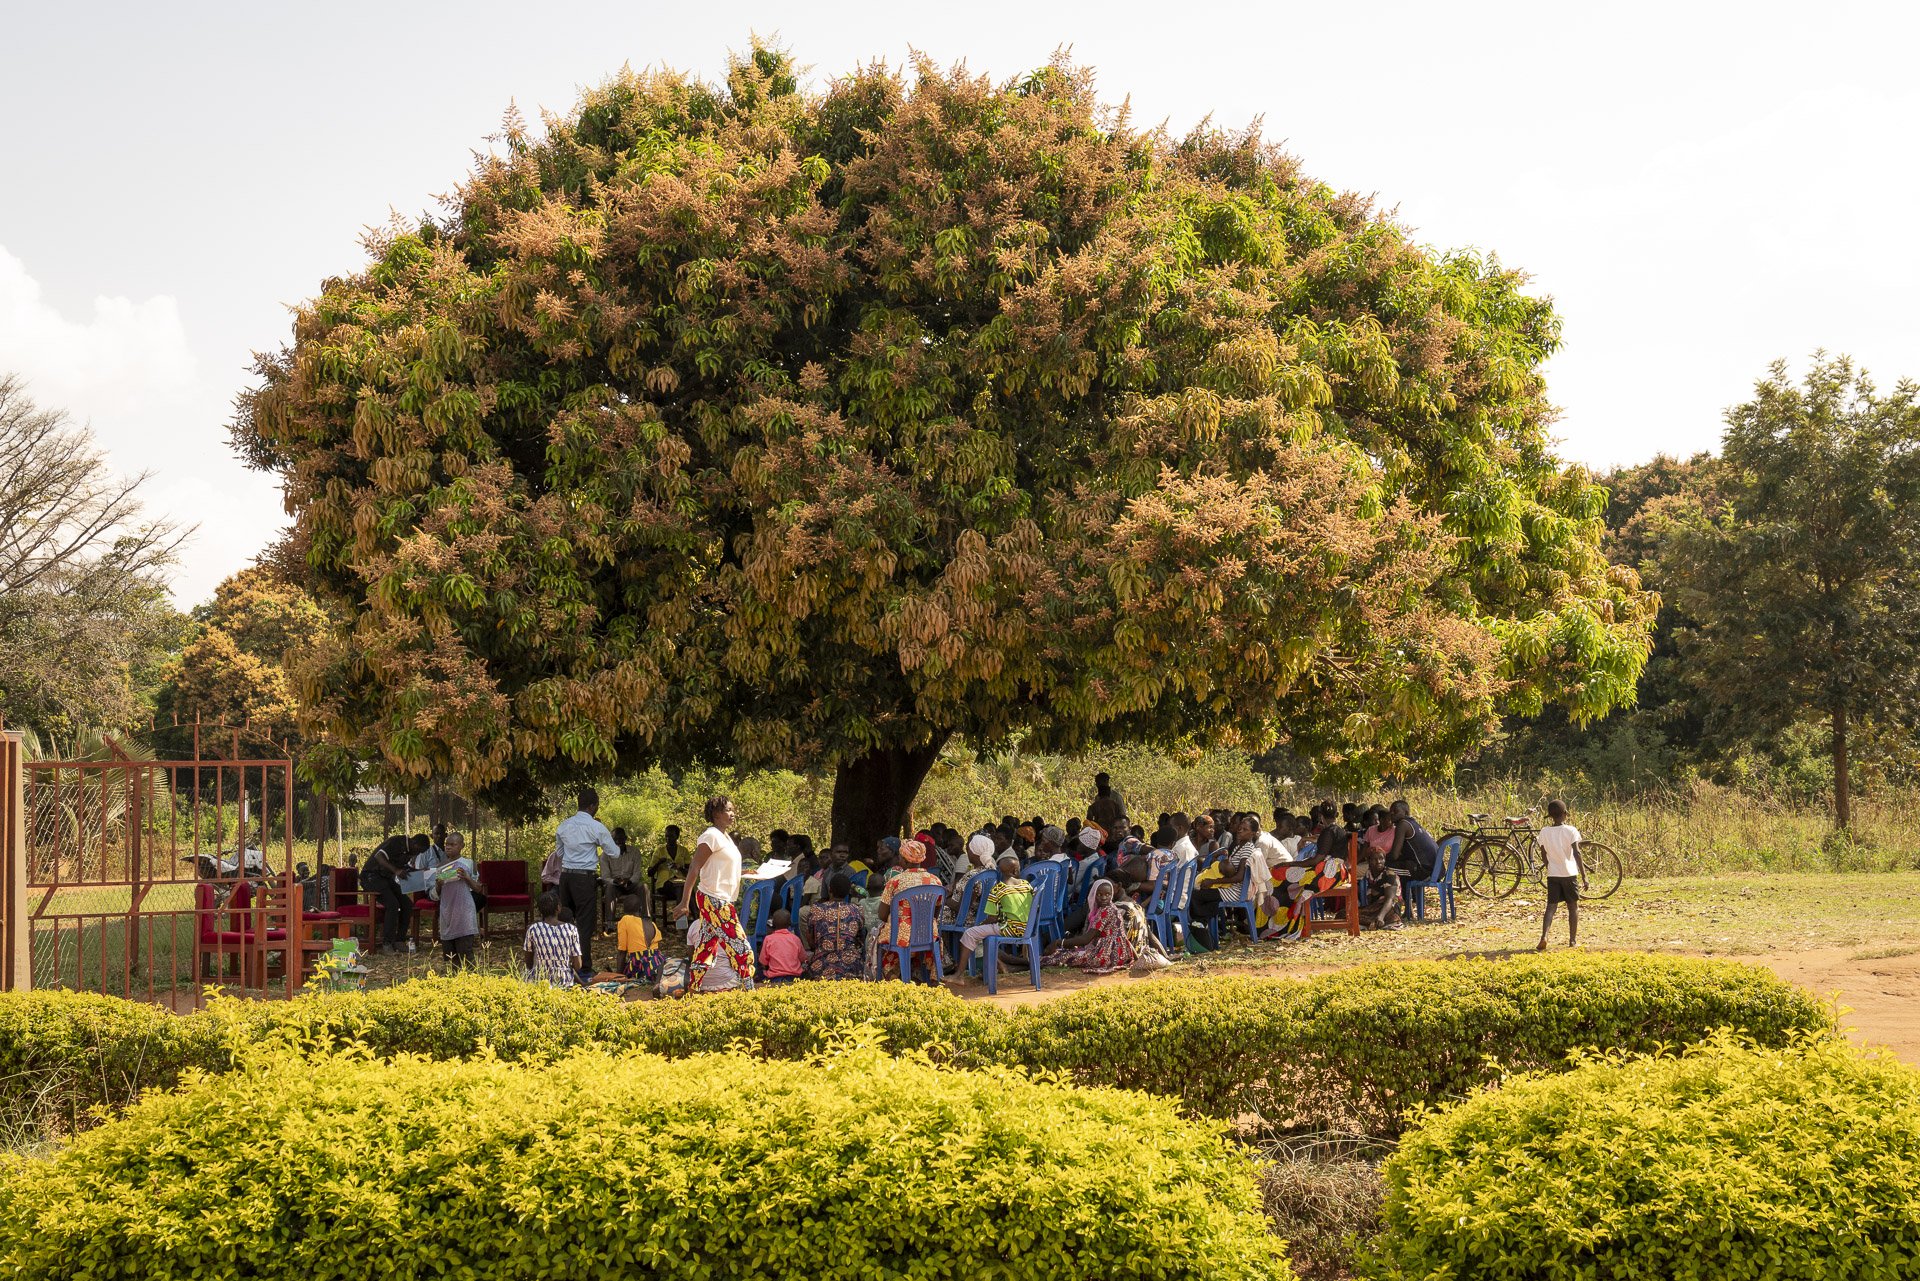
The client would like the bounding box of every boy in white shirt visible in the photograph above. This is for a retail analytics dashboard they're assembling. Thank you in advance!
[1535,799,1582,951]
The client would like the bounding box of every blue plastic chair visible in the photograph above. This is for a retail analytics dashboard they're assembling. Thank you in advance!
[939,870,996,971]
[1147,859,1200,952]
[878,883,947,983]
[984,877,1050,995]
[777,873,807,922]
[847,868,870,895]
[1211,863,1259,945]
[740,877,779,954]
[1141,863,1172,944]
[1021,861,1066,945]
[1404,835,1463,923]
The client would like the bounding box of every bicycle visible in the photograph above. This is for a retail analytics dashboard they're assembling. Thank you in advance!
[1445,808,1625,902]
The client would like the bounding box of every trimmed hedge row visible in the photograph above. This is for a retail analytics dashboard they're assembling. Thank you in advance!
[1011,953,1835,1136]
[1371,1035,1920,1279]
[0,953,1833,1140]
[0,992,211,1140]
[0,1043,1290,1280]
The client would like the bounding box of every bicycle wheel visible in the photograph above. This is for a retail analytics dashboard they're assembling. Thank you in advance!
[1457,837,1523,900]
[1576,841,1624,901]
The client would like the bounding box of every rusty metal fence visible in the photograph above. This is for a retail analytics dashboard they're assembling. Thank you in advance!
[0,733,294,1007]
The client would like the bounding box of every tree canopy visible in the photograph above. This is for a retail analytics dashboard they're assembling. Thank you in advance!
[152,565,335,760]
[1662,356,1920,827]
[234,47,1653,839]
[0,374,186,750]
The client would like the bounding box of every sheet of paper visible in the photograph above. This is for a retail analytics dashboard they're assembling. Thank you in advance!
[748,859,794,880]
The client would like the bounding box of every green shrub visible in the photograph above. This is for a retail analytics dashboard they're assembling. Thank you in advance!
[207,968,636,1061]
[625,979,1008,1063]
[1008,953,1833,1136]
[0,991,214,1142]
[0,954,1832,1143]
[1370,1035,1920,1279]
[0,1041,1290,1280]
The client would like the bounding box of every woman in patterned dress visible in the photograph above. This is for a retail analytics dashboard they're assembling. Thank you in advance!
[1047,879,1140,973]
[869,838,944,980]
[1270,827,1355,942]
[804,872,866,979]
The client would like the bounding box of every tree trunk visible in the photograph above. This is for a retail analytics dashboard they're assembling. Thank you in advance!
[830,736,951,859]
[1832,699,1851,831]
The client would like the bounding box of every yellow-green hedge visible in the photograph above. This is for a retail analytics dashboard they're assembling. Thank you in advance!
[0,992,215,1139]
[1010,953,1833,1136]
[0,1042,1289,1281]
[1370,1035,1920,1279]
[0,953,1833,1141]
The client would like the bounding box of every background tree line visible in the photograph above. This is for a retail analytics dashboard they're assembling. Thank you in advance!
[1473,356,1920,827]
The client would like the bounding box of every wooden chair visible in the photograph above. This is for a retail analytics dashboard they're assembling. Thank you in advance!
[250,876,352,997]
[1300,881,1361,938]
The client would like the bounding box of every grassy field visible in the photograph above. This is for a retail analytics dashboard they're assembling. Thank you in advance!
[1183,872,1920,972]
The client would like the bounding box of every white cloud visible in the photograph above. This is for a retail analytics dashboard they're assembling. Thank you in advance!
[0,245,197,442]
[0,245,279,605]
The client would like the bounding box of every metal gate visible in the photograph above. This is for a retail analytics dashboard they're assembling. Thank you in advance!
[0,737,293,1007]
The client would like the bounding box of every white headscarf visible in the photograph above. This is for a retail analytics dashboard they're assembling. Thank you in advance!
[1085,878,1117,924]
[968,832,996,863]
[1077,826,1102,851]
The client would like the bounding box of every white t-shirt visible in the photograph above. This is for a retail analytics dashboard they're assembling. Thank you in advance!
[695,825,743,901]
[1537,824,1582,878]
[1255,831,1287,863]
[1171,835,1199,864]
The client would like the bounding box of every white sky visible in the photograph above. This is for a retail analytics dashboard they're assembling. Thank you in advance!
[4,0,1916,605]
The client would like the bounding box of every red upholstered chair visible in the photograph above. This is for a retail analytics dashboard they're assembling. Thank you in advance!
[410,892,438,947]
[478,860,532,937]
[332,866,374,942]
[196,882,248,985]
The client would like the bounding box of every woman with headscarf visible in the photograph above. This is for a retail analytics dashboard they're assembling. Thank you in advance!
[804,872,866,980]
[1046,879,1151,973]
[866,838,944,980]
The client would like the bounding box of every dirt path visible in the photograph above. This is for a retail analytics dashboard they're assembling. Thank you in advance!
[1751,945,1920,1062]
[955,944,1920,1064]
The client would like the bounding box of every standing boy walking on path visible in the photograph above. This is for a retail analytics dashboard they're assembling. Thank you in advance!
[1536,799,1582,951]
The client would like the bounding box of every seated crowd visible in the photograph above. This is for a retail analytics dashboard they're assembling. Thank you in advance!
[357,778,1452,996]
[505,775,1452,996]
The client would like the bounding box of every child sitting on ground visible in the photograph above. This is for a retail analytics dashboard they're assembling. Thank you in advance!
[1536,799,1582,950]
[616,892,661,983]
[1358,840,1402,931]
[523,890,580,987]
[759,909,809,984]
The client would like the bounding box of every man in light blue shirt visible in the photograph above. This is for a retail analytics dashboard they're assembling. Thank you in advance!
[554,786,616,975]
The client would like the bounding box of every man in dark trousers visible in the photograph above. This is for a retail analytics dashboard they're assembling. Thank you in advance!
[552,786,618,978]
[362,831,429,954]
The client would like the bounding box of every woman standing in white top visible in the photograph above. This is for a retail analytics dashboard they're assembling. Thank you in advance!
[673,795,757,993]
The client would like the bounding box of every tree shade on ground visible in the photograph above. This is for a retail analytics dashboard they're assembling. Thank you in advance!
[233,44,1654,844]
